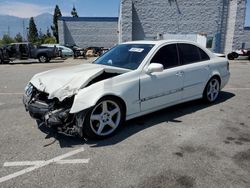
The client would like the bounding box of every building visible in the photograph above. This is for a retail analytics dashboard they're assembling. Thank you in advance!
[118,0,249,53]
[58,17,118,48]
[58,0,249,53]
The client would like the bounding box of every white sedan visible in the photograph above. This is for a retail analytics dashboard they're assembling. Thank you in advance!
[23,40,230,139]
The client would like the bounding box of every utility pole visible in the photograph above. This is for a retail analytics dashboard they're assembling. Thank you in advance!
[22,20,25,41]
[7,26,10,36]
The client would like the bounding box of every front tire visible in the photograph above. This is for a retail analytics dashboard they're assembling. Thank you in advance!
[83,97,125,139]
[203,77,220,103]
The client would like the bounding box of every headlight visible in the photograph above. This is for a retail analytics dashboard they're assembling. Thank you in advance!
[25,83,33,96]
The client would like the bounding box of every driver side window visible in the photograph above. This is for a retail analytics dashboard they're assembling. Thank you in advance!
[150,44,179,69]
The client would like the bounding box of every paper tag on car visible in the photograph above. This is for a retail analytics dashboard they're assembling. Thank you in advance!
[129,48,144,53]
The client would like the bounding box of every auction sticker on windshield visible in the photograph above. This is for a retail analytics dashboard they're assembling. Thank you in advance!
[129,48,144,53]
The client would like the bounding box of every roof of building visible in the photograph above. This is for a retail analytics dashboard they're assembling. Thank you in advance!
[58,17,118,22]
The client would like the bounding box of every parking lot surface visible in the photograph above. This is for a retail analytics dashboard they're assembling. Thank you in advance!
[0,58,250,188]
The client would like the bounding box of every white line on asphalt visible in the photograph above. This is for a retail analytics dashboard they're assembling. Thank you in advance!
[0,93,23,95]
[3,161,45,167]
[3,159,90,167]
[56,159,90,164]
[225,88,250,90]
[0,147,87,184]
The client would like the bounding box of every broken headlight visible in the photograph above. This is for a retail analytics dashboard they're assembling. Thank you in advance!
[24,83,33,97]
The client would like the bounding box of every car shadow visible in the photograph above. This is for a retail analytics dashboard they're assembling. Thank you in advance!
[38,91,235,148]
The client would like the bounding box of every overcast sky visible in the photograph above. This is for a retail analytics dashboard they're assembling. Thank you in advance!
[0,0,249,26]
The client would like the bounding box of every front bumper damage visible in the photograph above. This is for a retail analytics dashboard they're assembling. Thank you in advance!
[23,84,86,137]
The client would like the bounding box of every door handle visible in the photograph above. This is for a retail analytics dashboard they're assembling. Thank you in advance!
[176,71,184,77]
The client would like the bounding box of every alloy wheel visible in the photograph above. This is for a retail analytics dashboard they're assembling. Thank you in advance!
[90,100,121,136]
[206,78,220,102]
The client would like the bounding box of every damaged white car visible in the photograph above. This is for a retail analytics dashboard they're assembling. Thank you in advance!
[23,40,230,139]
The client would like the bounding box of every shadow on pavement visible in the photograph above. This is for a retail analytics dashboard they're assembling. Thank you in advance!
[38,91,235,148]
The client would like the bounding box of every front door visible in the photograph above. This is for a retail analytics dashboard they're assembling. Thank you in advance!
[140,44,184,112]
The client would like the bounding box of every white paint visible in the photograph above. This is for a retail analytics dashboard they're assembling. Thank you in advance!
[3,159,90,167]
[56,159,90,164]
[0,147,87,184]
[3,161,45,167]
[0,93,23,95]
[225,88,250,90]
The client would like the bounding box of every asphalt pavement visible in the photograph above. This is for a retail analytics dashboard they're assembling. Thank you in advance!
[0,58,250,188]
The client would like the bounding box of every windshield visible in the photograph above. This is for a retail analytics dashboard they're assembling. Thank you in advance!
[94,44,154,70]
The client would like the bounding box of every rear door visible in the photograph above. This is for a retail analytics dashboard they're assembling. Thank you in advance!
[177,43,211,100]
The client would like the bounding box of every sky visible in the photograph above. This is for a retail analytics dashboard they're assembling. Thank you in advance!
[0,0,249,26]
[0,0,121,18]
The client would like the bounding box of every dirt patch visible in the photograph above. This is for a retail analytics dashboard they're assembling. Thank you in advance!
[233,149,250,172]
[137,171,195,188]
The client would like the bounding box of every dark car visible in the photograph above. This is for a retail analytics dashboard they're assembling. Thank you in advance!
[227,48,250,60]
[3,42,59,63]
[0,46,10,64]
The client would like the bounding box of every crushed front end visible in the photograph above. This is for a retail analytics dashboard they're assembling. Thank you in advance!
[23,83,84,137]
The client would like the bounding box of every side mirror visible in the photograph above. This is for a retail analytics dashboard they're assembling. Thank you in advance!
[146,63,164,73]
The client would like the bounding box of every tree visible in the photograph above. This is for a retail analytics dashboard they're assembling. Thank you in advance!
[28,17,38,43]
[14,33,23,42]
[71,5,79,17]
[46,27,52,38]
[51,5,62,43]
[1,34,15,44]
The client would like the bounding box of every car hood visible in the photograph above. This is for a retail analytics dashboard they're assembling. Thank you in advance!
[30,63,128,101]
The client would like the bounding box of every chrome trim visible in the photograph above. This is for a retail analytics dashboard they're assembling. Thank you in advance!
[140,88,183,102]
[140,82,203,102]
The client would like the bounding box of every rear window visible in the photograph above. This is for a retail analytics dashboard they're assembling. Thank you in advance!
[178,43,210,65]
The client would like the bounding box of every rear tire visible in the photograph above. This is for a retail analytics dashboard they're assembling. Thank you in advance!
[82,97,125,139]
[227,53,234,60]
[38,55,48,63]
[203,77,220,103]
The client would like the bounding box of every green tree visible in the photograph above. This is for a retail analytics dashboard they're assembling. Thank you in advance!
[43,36,57,44]
[14,33,23,42]
[46,27,52,38]
[71,5,79,17]
[51,5,62,43]
[28,17,38,43]
[1,34,15,44]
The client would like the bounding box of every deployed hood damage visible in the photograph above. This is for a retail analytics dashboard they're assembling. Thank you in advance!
[30,64,127,101]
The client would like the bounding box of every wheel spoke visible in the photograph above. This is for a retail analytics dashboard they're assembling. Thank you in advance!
[108,120,116,129]
[110,108,119,117]
[97,122,105,135]
[212,81,217,88]
[102,101,108,113]
[91,114,101,121]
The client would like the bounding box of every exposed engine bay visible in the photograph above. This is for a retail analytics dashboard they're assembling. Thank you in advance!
[23,71,121,137]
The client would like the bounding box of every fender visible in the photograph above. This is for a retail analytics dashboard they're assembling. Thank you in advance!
[70,71,140,115]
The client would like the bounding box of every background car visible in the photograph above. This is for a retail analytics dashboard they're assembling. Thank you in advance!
[23,40,230,139]
[227,48,250,60]
[41,44,74,57]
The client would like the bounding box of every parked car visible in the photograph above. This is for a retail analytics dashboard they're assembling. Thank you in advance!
[41,44,73,57]
[85,47,104,57]
[4,42,59,63]
[0,47,10,64]
[227,48,250,60]
[64,44,86,59]
[23,40,230,139]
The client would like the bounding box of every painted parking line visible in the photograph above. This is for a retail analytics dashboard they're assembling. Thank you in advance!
[0,147,89,184]
[225,88,250,91]
[4,159,90,167]
[0,93,23,95]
